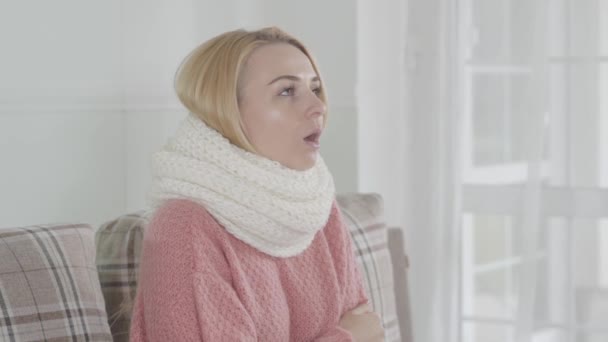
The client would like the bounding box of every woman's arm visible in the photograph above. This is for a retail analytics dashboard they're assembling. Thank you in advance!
[129,201,257,341]
[315,204,384,341]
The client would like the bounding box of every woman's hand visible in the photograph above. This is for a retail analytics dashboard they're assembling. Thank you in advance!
[338,303,385,341]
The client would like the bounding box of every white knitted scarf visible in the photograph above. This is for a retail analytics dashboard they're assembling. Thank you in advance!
[149,113,336,258]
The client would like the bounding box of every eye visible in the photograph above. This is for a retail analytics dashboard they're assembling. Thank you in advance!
[279,86,295,96]
[312,87,322,96]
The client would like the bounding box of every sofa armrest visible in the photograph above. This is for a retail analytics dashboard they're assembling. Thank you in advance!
[387,227,414,342]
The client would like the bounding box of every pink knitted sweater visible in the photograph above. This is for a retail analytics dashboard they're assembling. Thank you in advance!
[129,199,369,341]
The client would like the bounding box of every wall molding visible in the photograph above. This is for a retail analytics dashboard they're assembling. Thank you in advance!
[0,93,186,112]
[0,103,186,113]
[1,103,357,113]
[0,94,357,113]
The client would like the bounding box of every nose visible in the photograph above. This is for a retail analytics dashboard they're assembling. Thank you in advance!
[305,90,326,119]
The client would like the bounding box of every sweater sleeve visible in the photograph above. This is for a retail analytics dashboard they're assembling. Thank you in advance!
[312,204,371,342]
[129,200,257,341]
[334,204,370,312]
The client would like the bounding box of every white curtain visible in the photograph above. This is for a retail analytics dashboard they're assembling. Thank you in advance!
[405,0,608,341]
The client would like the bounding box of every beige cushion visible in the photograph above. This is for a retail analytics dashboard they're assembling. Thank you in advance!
[337,193,402,342]
[95,212,146,342]
[0,223,112,341]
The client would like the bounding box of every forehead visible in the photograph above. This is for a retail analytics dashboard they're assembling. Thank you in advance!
[243,43,318,81]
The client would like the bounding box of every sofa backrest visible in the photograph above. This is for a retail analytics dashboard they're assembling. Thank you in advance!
[336,193,403,342]
[95,212,146,342]
[0,223,113,341]
[95,193,406,341]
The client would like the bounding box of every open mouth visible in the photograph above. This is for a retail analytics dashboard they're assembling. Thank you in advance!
[304,131,321,148]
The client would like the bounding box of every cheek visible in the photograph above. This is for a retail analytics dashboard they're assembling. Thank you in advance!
[243,107,295,147]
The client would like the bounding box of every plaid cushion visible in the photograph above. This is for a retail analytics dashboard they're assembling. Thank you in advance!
[95,212,147,342]
[0,223,112,342]
[337,193,402,342]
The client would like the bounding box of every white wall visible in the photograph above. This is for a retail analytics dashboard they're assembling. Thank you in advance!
[0,1,126,227]
[0,0,362,228]
[357,0,409,230]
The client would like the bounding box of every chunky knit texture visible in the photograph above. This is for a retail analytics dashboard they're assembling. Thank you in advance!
[149,113,336,257]
[129,199,369,341]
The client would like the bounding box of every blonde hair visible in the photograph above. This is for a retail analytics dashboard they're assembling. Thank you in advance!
[174,27,328,153]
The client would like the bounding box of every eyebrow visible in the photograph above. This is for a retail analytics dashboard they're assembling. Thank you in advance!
[267,75,320,85]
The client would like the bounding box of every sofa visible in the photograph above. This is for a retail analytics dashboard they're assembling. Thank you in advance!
[0,193,413,342]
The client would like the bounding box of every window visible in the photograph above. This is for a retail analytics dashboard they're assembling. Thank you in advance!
[459,0,608,341]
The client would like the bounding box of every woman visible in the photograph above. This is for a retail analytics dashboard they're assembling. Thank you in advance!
[129,27,384,341]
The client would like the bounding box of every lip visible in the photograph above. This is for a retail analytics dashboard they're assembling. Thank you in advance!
[303,129,322,150]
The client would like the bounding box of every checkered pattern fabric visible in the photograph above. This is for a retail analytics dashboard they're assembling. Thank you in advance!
[0,223,112,342]
[95,212,146,342]
[337,193,402,342]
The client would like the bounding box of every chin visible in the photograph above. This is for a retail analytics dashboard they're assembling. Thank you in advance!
[285,156,317,171]
[297,157,318,171]
[276,150,319,171]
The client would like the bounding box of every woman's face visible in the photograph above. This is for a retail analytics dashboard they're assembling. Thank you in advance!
[238,43,326,171]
